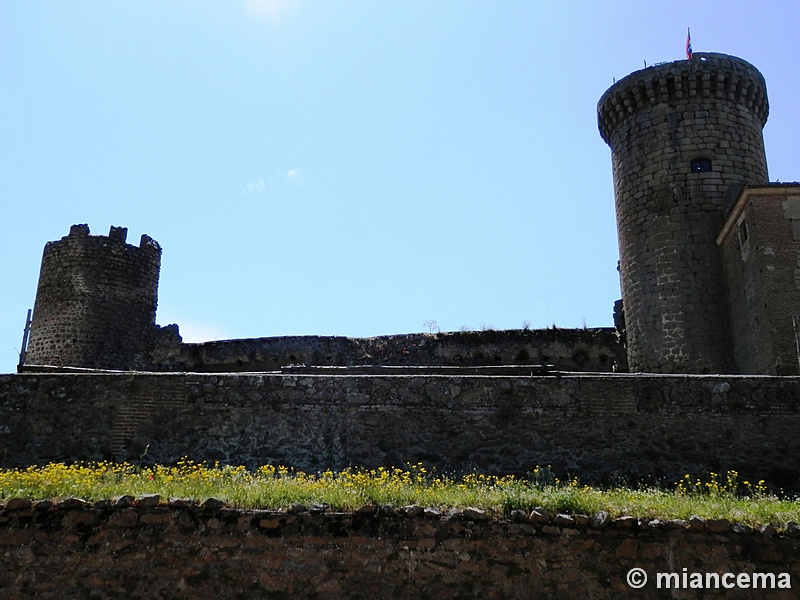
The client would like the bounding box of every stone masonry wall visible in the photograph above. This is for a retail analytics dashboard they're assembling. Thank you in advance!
[719,185,800,375]
[0,500,797,599]
[598,53,770,374]
[150,328,626,373]
[2,372,800,490]
[24,225,161,370]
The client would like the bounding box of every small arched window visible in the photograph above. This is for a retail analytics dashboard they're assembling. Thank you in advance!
[691,158,712,172]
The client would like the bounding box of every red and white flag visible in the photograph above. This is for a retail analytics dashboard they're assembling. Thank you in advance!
[686,28,693,59]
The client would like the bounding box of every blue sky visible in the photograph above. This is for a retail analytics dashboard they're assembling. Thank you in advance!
[2,1,799,373]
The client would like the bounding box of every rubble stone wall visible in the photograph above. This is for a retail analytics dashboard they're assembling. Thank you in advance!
[0,501,797,599]
[2,372,799,489]
[150,328,626,373]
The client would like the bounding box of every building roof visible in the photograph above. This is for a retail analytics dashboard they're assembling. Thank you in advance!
[717,183,800,246]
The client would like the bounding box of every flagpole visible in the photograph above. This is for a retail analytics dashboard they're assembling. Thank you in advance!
[686,28,692,60]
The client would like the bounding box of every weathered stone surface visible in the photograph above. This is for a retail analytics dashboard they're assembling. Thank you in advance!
[646,519,662,529]
[152,328,627,374]
[591,510,610,528]
[201,497,226,511]
[509,509,529,522]
[706,518,730,533]
[136,494,161,508]
[113,495,135,508]
[60,497,91,510]
[553,514,576,526]
[258,517,282,530]
[541,525,561,535]
[2,372,800,492]
[107,510,138,528]
[3,498,31,512]
[61,510,98,528]
[614,516,637,529]
[461,507,488,521]
[688,515,706,531]
[287,503,307,515]
[309,503,327,514]
[760,524,778,536]
[168,498,196,508]
[529,507,550,523]
[140,512,174,526]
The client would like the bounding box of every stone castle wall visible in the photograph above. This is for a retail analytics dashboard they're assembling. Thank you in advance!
[24,225,161,370]
[2,372,799,490]
[0,500,797,599]
[149,328,626,373]
[598,53,770,374]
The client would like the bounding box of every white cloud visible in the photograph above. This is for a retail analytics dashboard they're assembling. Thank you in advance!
[243,179,267,194]
[242,168,301,196]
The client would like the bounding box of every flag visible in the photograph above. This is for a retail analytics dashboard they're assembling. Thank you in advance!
[686,28,692,59]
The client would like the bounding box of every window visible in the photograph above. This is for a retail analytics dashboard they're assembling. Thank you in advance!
[739,221,749,243]
[691,158,712,172]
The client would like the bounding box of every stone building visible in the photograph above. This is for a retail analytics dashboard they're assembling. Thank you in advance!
[598,52,798,375]
[23,224,162,370]
[717,184,800,374]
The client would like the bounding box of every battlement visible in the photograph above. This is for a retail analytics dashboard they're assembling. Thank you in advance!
[598,53,769,144]
[68,223,89,237]
[63,223,161,254]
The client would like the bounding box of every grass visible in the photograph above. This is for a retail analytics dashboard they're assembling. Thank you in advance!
[1,462,798,530]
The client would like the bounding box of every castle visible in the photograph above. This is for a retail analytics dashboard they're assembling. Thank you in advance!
[19,52,800,378]
[4,52,800,490]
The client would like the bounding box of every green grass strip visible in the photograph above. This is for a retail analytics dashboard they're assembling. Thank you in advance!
[1,462,798,529]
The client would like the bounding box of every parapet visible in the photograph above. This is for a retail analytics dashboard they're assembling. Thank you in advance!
[140,234,161,252]
[598,53,769,145]
[60,224,161,255]
[69,223,90,237]
[109,225,128,243]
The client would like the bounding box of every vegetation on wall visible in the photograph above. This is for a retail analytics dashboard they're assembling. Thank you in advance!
[2,461,799,530]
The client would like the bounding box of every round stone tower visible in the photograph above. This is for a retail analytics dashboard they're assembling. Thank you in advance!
[598,53,769,373]
[24,224,162,370]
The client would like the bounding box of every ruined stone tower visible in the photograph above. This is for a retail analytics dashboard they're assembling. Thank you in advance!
[598,53,770,373]
[24,224,161,370]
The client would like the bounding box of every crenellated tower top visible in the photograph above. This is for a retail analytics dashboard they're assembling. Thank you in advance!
[598,53,768,145]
